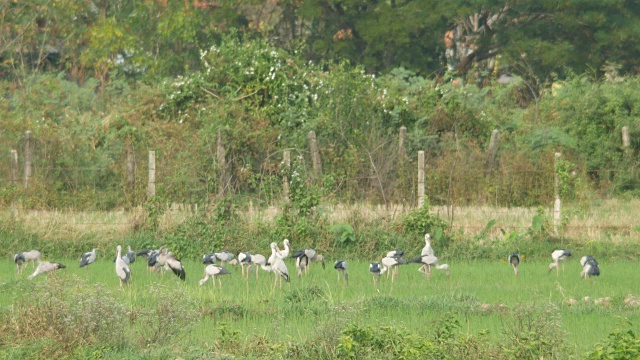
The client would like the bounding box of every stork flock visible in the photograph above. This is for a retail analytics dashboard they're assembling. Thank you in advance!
[12,234,601,288]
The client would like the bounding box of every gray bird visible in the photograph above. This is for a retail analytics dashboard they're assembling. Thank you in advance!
[115,245,131,288]
[14,250,41,274]
[381,256,407,282]
[79,248,98,268]
[199,264,231,287]
[408,254,449,278]
[292,248,325,277]
[165,256,186,281]
[125,246,137,264]
[580,255,600,279]
[508,253,520,277]
[334,260,348,286]
[369,262,383,286]
[28,261,66,280]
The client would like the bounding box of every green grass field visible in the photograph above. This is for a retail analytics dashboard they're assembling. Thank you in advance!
[1,254,639,359]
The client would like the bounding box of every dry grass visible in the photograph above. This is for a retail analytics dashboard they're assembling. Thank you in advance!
[3,199,639,243]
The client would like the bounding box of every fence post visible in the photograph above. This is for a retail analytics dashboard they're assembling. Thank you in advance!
[308,131,322,176]
[126,144,136,191]
[217,131,227,196]
[418,150,425,207]
[282,150,291,201]
[148,151,156,197]
[485,129,499,175]
[622,126,630,154]
[10,150,18,184]
[399,126,407,158]
[553,152,561,236]
[24,130,33,188]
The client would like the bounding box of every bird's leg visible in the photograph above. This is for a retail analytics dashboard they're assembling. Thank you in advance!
[218,277,222,287]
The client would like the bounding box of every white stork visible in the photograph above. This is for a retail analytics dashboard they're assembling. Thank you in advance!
[279,239,291,259]
[420,233,435,274]
[115,245,131,288]
[549,249,572,275]
[381,256,407,282]
[580,255,600,279]
[270,257,289,290]
[14,250,41,274]
[79,248,98,269]
[28,261,66,280]
[508,253,520,277]
[334,260,348,286]
[199,264,231,287]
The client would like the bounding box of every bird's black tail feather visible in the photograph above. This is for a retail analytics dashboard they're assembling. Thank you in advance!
[407,256,423,264]
[171,267,186,281]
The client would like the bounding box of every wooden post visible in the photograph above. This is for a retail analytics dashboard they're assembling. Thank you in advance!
[622,126,630,154]
[148,151,156,197]
[399,126,407,158]
[10,150,18,184]
[126,144,136,191]
[418,150,425,207]
[23,131,33,188]
[283,150,291,201]
[485,129,499,175]
[217,131,227,196]
[308,131,322,176]
[553,152,561,236]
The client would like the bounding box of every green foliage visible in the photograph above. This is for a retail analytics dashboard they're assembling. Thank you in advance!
[501,304,567,359]
[1,277,127,351]
[160,213,221,260]
[586,321,640,360]
[402,203,449,236]
[330,223,356,246]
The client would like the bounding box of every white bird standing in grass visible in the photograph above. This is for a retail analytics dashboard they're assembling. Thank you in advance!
[278,239,291,259]
[408,254,449,278]
[28,261,66,280]
[549,249,572,275]
[269,257,289,290]
[508,253,520,277]
[199,264,231,287]
[14,250,41,274]
[369,262,383,286]
[334,260,348,286]
[580,255,600,279]
[381,256,407,283]
[420,233,435,274]
[115,245,131,288]
[79,248,98,269]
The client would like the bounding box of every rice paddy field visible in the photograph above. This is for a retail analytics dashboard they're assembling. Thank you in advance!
[1,255,639,359]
